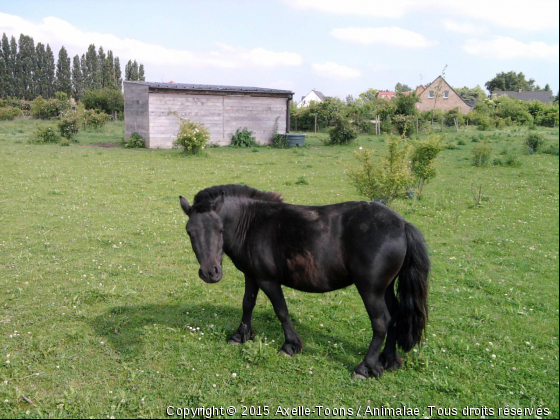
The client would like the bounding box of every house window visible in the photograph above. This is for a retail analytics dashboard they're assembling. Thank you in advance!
[444,91,449,99]
[428,91,434,99]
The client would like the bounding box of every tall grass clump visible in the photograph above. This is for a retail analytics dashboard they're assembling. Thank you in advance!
[472,143,492,166]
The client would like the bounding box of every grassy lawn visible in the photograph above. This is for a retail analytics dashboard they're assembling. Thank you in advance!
[0,117,558,418]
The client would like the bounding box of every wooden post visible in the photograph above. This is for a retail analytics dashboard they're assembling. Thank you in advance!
[455,117,459,132]
[416,118,419,135]
[441,116,444,131]
[314,114,317,133]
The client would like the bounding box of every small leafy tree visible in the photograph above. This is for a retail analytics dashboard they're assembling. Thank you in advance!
[57,110,79,141]
[410,136,442,196]
[347,137,414,205]
[328,115,358,145]
[173,119,209,154]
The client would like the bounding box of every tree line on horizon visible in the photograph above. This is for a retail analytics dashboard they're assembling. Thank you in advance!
[0,32,146,102]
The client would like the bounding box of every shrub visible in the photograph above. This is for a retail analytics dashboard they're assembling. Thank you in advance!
[271,133,289,148]
[82,88,124,115]
[526,133,543,152]
[57,111,80,140]
[82,109,110,131]
[328,117,358,145]
[392,114,416,137]
[472,143,492,166]
[410,136,442,196]
[457,139,466,146]
[542,144,559,156]
[31,126,59,144]
[0,106,20,121]
[295,176,309,185]
[347,137,413,205]
[174,119,209,154]
[230,128,258,147]
[124,132,145,148]
[31,96,70,120]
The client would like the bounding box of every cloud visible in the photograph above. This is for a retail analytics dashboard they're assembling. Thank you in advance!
[0,12,303,72]
[442,19,488,36]
[463,36,559,61]
[312,62,361,80]
[284,0,559,31]
[331,27,437,48]
[369,64,391,72]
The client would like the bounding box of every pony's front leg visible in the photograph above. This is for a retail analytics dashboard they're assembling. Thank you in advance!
[229,276,259,345]
[258,279,302,356]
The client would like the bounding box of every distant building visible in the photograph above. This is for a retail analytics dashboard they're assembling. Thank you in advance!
[378,91,412,100]
[492,90,554,104]
[297,89,326,108]
[416,76,473,114]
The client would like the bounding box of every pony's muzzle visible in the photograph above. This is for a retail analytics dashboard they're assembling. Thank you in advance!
[199,265,222,283]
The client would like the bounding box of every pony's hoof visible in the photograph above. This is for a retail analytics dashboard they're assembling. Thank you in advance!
[280,350,292,357]
[352,373,368,380]
[228,339,240,346]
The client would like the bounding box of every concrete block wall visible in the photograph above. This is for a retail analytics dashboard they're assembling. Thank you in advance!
[124,82,150,146]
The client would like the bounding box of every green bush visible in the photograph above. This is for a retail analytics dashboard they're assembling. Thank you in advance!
[82,109,110,131]
[31,126,59,144]
[230,128,258,147]
[58,111,80,141]
[472,143,492,166]
[82,88,124,115]
[271,133,289,148]
[347,137,413,205]
[0,106,20,121]
[526,133,543,152]
[173,119,209,154]
[328,117,358,145]
[392,114,416,137]
[30,96,70,120]
[124,132,145,148]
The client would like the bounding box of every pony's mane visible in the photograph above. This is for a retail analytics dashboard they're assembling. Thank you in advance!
[192,184,283,212]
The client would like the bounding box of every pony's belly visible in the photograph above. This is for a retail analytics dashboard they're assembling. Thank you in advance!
[281,273,353,293]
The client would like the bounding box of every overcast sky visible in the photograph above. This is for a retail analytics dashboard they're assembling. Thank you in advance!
[1,0,558,101]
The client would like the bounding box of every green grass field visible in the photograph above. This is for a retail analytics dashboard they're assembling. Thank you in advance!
[1,118,558,418]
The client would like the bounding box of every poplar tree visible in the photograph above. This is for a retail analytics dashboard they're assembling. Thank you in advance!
[1,34,11,97]
[56,46,72,97]
[131,60,139,81]
[124,59,132,81]
[80,53,88,90]
[113,56,122,90]
[10,36,18,96]
[102,50,115,89]
[71,54,84,100]
[138,63,145,81]
[45,44,56,98]
[16,34,36,100]
[34,42,46,97]
[85,44,98,90]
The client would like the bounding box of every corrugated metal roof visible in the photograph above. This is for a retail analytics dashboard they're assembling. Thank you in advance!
[125,81,293,95]
[493,91,553,104]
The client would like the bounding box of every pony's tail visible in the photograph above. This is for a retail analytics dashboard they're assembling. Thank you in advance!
[396,222,430,352]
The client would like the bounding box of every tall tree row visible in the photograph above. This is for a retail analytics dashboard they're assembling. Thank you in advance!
[0,31,145,100]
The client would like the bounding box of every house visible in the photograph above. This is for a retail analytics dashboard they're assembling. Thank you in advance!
[416,77,473,114]
[124,81,293,148]
[492,90,553,104]
[297,89,326,108]
[377,91,412,100]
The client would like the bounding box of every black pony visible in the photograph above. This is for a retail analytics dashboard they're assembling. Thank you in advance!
[179,185,430,379]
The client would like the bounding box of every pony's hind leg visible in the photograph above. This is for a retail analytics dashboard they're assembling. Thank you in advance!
[353,282,390,379]
[229,276,259,345]
[379,280,403,371]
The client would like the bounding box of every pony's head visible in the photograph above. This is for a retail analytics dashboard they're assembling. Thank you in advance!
[179,192,225,283]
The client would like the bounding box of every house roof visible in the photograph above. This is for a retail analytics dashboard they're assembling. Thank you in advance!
[423,76,473,109]
[125,81,293,96]
[493,91,553,104]
[312,90,326,101]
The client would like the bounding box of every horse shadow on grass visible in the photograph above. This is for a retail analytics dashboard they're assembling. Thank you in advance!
[89,303,367,371]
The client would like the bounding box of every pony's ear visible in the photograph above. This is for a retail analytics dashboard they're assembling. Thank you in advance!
[179,196,191,216]
[212,191,225,213]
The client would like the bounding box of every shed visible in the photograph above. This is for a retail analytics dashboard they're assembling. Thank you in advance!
[124,81,294,148]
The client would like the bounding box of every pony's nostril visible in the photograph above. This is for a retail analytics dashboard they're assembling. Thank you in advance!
[213,266,219,275]
[198,268,204,278]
